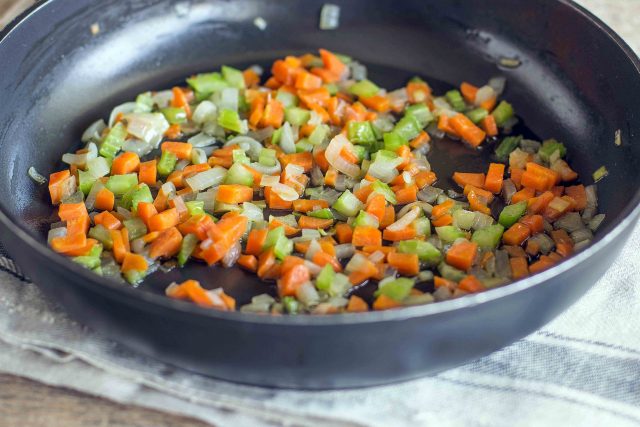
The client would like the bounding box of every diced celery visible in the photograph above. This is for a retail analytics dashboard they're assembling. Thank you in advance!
[185,200,205,217]
[413,217,431,237]
[538,139,567,162]
[259,148,277,167]
[273,235,293,260]
[263,226,285,251]
[161,107,187,124]
[72,244,103,270]
[232,149,250,164]
[316,264,335,292]
[452,209,476,230]
[405,103,434,127]
[324,83,338,95]
[186,72,228,95]
[276,89,298,108]
[86,156,111,178]
[178,233,198,266]
[282,296,300,314]
[106,173,138,196]
[271,127,283,145]
[471,224,505,249]
[221,65,245,89]
[218,108,244,133]
[295,139,314,153]
[347,121,376,144]
[124,217,148,240]
[348,79,380,98]
[393,114,422,140]
[353,210,379,228]
[332,190,363,217]
[78,170,96,195]
[99,122,127,158]
[285,107,310,126]
[466,108,489,124]
[308,124,329,146]
[371,180,397,204]
[124,269,147,285]
[130,184,153,213]
[498,201,527,228]
[88,224,113,250]
[492,100,514,126]
[224,162,254,186]
[157,150,177,176]
[438,262,466,281]
[435,225,466,243]
[398,240,441,264]
[494,135,522,162]
[445,89,465,112]
[375,278,414,301]
[135,91,154,112]
[383,132,408,152]
[352,145,368,162]
[308,208,334,220]
[316,268,350,297]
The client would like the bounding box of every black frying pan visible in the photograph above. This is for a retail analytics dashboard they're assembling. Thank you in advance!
[1,0,639,389]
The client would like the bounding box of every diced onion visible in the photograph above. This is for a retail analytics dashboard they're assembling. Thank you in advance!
[250,161,281,175]
[196,188,217,212]
[191,148,207,165]
[222,242,241,267]
[188,132,217,147]
[247,126,274,142]
[285,163,305,177]
[84,180,105,211]
[279,122,296,154]
[303,261,322,276]
[325,134,361,178]
[272,183,299,201]
[306,239,322,260]
[47,227,67,244]
[117,206,132,220]
[319,3,340,30]
[387,206,420,232]
[296,281,320,306]
[260,175,280,187]
[571,228,593,244]
[123,112,170,148]
[109,102,138,127]
[554,212,583,233]
[368,251,385,263]
[28,167,46,185]
[253,16,268,30]
[62,142,98,167]
[335,243,355,259]
[152,90,173,108]
[474,85,496,107]
[185,167,226,191]
[81,119,106,143]
[488,76,506,96]
[123,139,153,156]
[588,214,605,232]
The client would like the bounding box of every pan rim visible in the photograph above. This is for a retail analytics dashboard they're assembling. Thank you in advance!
[1,0,639,326]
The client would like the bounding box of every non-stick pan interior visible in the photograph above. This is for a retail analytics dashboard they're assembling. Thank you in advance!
[1,0,639,297]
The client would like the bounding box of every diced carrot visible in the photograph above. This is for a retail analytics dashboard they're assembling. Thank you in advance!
[136,202,158,228]
[178,214,214,240]
[216,184,253,204]
[395,184,418,205]
[360,95,391,112]
[295,70,322,90]
[388,252,419,276]
[335,223,353,244]
[182,163,211,178]
[438,115,457,135]
[160,142,192,160]
[453,172,486,188]
[292,199,329,213]
[510,167,524,189]
[243,68,260,87]
[365,193,386,222]
[261,98,284,128]
[449,114,486,147]
[352,226,382,247]
[510,257,529,279]
[463,184,495,203]
[529,257,555,274]
[484,163,505,194]
[58,203,88,222]
[268,218,300,237]
[373,294,402,310]
[111,152,140,175]
[346,295,368,312]
[200,241,228,266]
[460,82,478,103]
[511,187,535,204]
[410,130,431,149]
[519,214,544,234]
[94,188,114,211]
[280,152,313,172]
[522,162,559,191]
[480,95,497,112]
[50,233,88,255]
[446,241,478,271]
[458,275,485,293]
[164,124,181,139]
[93,211,122,230]
[278,264,310,297]
[141,231,160,244]
[502,223,531,246]
[148,208,180,232]
[432,214,453,227]
[171,86,192,118]
[249,96,266,129]
[237,254,258,272]
[298,215,334,229]
[434,276,456,290]
[264,186,293,210]
[382,227,417,242]
[431,199,454,219]
[406,81,432,104]
[414,171,437,189]
[110,229,129,263]
[480,114,498,137]
[467,191,491,215]
[527,191,555,214]
[48,170,73,205]
[319,48,347,80]
[312,250,342,272]
[121,252,148,273]
[565,185,587,211]
[149,227,183,259]
[66,215,90,235]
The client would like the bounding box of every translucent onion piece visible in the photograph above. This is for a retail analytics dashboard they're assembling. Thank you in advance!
[109,102,138,127]
[279,122,296,154]
[28,167,46,185]
[303,261,322,277]
[387,206,420,232]
[260,175,280,187]
[222,242,242,268]
[117,206,132,220]
[588,214,605,232]
[501,179,516,204]
[306,239,322,261]
[250,160,281,175]
[175,159,190,171]
[152,90,173,109]
[474,85,496,107]
[123,139,153,156]
[62,142,97,167]
[296,281,320,306]
[325,134,360,178]
[47,227,67,244]
[272,183,299,201]
[192,101,217,125]
[488,76,506,96]
[84,180,105,211]
[334,243,355,260]
[123,112,170,148]
[188,132,217,147]
[319,3,340,30]
[388,88,408,111]
[247,126,274,142]
[368,251,385,264]
[196,188,217,212]
[185,167,226,191]
[285,163,305,177]
[81,119,106,143]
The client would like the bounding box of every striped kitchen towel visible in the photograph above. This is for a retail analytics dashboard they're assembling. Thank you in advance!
[0,220,638,427]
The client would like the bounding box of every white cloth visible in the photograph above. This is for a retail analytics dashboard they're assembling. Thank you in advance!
[2,1,639,426]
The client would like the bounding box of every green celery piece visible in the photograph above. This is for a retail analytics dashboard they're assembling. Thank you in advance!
[224,162,254,186]
[494,135,523,162]
[398,240,441,264]
[308,208,334,220]
[273,235,293,260]
[185,200,205,217]
[383,132,408,152]
[106,173,138,196]
[282,296,300,314]
[124,269,147,285]
[332,190,363,217]
[271,127,283,145]
[435,226,466,243]
[276,89,298,108]
[218,108,244,133]
[317,269,350,297]
[232,149,250,164]
[405,103,434,127]
[78,170,96,195]
[92,265,103,275]
[413,217,431,237]
[316,265,336,293]
[538,139,567,162]
[324,83,338,95]
[88,225,113,250]
[285,107,310,126]
[393,114,422,140]
[353,210,379,228]
[375,278,414,301]
[452,209,477,230]
[308,124,329,146]
[72,244,103,269]
[161,107,187,124]
[350,145,367,162]
[120,186,136,210]
[135,92,154,112]
[471,224,505,249]
[130,184,153,213]
[124,217,148,240]
[498,201,527,227]
[348,79,380,98]
[186,72,228,95]
[157,150,178,177]
[222,65,245,89]
[99,122,127,159]
[466,108,489,124]
[446,89,466,112]
[259,148,277,167]
[438,262,466,282]
[371,180,397,204]
[492,100,514,126]
[347,121,376,144]
[263,226,285,251]
[178,233,198,266]
[238,94,250,113]
[296,139,314,153]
